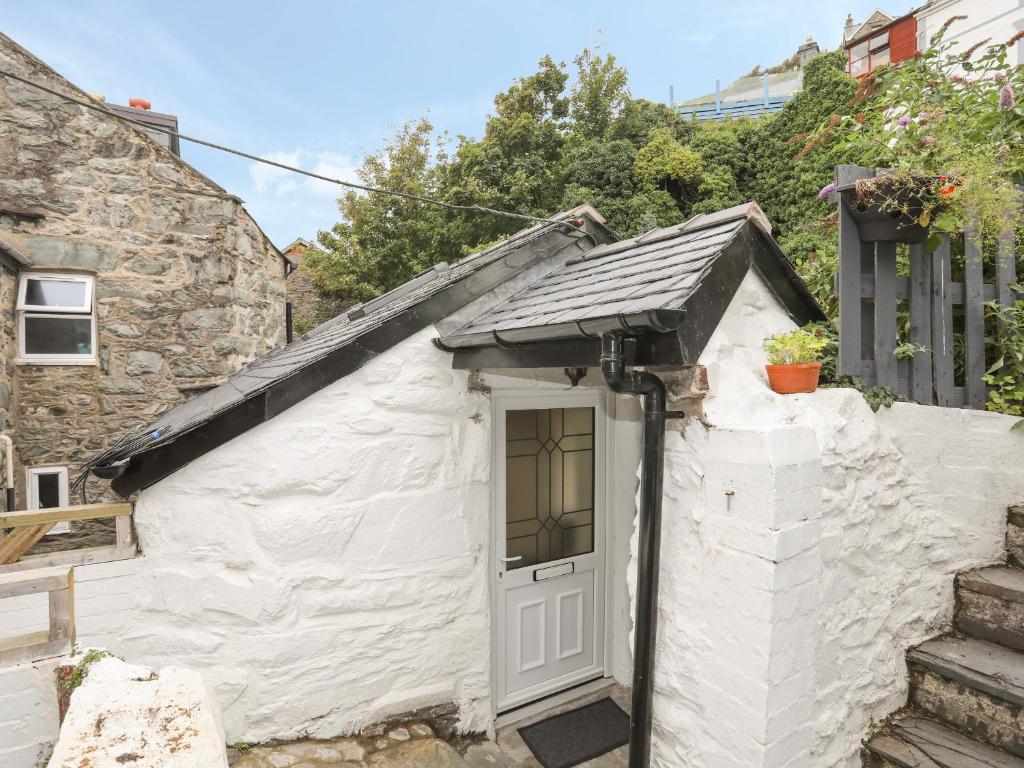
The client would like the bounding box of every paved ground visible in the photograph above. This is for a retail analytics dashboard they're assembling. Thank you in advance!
[230,684,630,768]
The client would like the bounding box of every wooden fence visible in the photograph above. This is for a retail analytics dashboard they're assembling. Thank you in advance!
[0,565,74,666]
[836,165,1020,408]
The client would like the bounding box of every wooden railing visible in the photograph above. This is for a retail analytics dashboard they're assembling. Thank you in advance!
[0,502,135,574]
[0,565,74,666]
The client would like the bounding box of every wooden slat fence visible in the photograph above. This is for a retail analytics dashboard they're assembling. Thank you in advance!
[836,165,1020,408]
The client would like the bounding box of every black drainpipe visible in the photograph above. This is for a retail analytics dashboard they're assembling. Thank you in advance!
[600,331,676,768]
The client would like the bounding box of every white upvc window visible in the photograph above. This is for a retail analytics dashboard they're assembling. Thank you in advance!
[27,465,70,534]
[16,273,96,364]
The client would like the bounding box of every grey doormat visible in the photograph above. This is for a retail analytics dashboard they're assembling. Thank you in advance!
[517,697,630,768]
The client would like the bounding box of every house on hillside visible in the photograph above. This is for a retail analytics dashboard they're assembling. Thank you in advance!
[844,7,919,77]
[843,1,1024,77]
[915,0,1024,61]
[675,37,821,122]
[0,32,290,541]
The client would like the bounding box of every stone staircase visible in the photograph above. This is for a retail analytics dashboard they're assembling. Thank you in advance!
[864,506,1024,767]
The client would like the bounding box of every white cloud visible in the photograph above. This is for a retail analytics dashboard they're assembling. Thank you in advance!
[243,147,361,247]
[249,148,358,198]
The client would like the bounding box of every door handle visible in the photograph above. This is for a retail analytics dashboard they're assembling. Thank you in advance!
[500,556,523,563]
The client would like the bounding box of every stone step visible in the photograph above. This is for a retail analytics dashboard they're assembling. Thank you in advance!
[1009,507,1024,569]
[865,713,1024,767]
[908,635,1024,757]
[957,566,1024,651]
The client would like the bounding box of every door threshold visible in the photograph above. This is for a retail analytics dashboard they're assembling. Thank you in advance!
[495,676,615,729]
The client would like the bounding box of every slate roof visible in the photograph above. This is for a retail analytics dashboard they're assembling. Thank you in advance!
[86,209,614,493]
[439,202,790,348]
[88,201,821,496]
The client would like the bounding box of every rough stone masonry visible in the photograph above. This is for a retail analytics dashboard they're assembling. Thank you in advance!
[0,32,288,512]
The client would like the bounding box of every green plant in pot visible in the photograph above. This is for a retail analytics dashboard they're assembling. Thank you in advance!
[764,327,829,394]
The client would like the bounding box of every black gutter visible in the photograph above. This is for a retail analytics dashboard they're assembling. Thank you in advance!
[437,308,687,349]
[600,331,678,768]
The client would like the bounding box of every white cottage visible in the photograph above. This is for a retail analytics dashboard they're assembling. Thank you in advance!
[53,201,1024,768]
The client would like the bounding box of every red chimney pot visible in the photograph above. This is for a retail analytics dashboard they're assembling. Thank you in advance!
[128,98,151,110]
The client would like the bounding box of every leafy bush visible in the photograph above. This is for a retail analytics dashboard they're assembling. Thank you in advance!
[633,128,703,191]
[815,23,1024,243]
[764,327,829,365]
[984,294,1024,427]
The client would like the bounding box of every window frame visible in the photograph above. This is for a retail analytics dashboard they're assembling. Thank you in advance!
[16,273,97,365]
[26,465,71,534]
[869,32,890,53]
[848,40,870,75]
[17,273,93,313]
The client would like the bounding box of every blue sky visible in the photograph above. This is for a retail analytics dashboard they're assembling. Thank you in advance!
[5,1,894,247]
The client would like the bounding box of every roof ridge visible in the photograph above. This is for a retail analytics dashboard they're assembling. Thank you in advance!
[567,202,771,265]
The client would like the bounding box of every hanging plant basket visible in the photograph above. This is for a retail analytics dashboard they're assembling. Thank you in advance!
[834,168,954,245]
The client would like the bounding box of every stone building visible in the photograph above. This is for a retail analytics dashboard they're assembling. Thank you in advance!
[0,32,290,514]
[282,236,344,333]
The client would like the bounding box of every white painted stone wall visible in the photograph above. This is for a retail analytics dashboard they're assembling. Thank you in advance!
[650,269,1024,768]
[5,267,1023,768]
[1,329,641,760]
[0,657,62,768]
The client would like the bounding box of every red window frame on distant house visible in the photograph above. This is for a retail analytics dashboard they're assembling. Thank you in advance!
[848,30,891,76]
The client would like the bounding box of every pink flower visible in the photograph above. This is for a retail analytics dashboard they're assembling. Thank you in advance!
[999,85,1014,109]
[922,135,936,144]
[818,182,836,200]
[898,115,911,127]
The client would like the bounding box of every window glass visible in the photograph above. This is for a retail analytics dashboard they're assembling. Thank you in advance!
[870,32,890,51]
[505,407,595,570]
[872,48,891,68]
[23,316,93,356]
[36,472,61,508]
[23,278,88,309]
[851,41,869,60]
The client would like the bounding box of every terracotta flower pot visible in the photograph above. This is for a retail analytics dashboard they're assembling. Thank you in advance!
[765,362,821,394]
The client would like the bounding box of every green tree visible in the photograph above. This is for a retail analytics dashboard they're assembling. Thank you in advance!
[740,51,858,239]
[443,56,570,246]
[308,46,862,313]
[307,118,454,304]
[634,127,703,202]
[569,47,630,140]
[609,98,693,146]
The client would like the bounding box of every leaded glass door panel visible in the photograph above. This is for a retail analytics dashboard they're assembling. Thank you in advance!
[494,394,607,712]
[505,407,595,569]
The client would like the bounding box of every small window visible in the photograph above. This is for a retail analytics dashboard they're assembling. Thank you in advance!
[870,32,891,69]
[17,274,95,364]
[27,466,70,535]
[849,41,869,74]
[870,32,890,52]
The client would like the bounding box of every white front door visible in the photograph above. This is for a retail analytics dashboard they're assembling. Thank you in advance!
[494,393,607,712]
